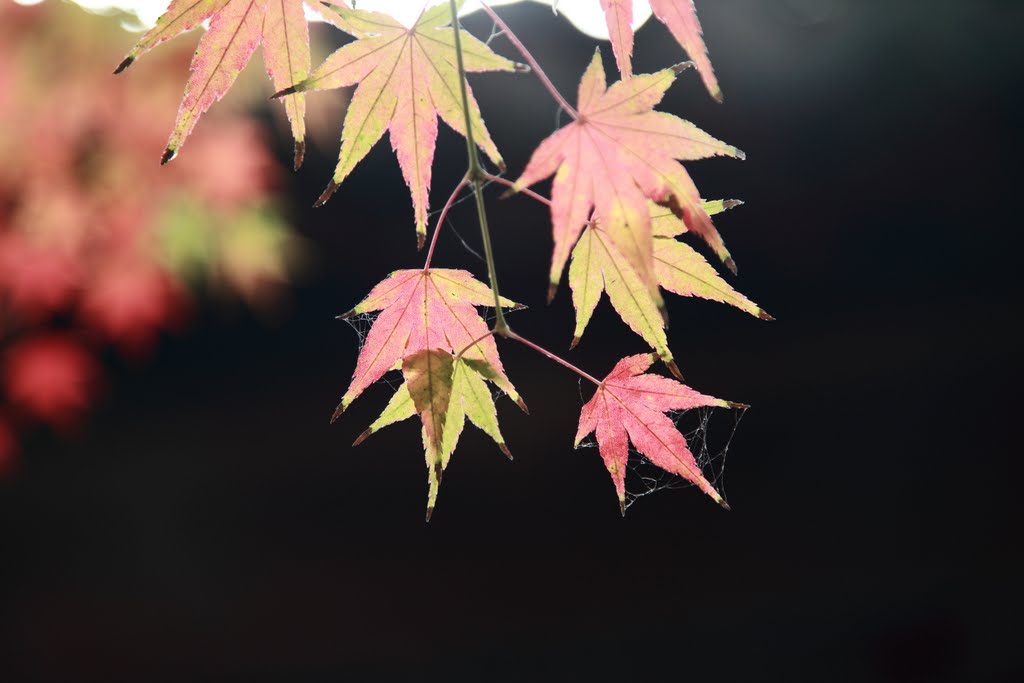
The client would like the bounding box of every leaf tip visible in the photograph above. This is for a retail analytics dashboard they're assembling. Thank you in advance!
[724,256,738,276]
[719,498,732,511]
[569,336,580,350]
[425,505,434,522]
[723,199,744,211]
[113,56,134,75]
[733,147,747,161]
[758,309,775,322]
[271,85,298,100]
[330,400,348,423]
[619,498,626,517]
[515,397,530,415]
[160,147,176,165]
[351,428,372,447]
[665,359,683,381]
[671,61,695,75]
[727,401,750,410]
[499,181,522,199]
[711,88,724,104]
[315,180,340,207]
[546,283,558,304]
[513,62,531,74]
[416,232,426,251]
[499,443,513,460]
[293,141,305,171]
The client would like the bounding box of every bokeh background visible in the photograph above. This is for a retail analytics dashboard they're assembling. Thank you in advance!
[1,0,1021,680]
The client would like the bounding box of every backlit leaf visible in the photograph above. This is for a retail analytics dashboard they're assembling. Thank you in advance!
[333,268,521,418]
[441,357,511,461]
[649,0,721,101]
[569,199,769,362]
[599,0,721,101]
[569,221,676,373]
[115,0,312,168]
[353,355,513,520]
[599,0,634,78]
[402,348,455,519]
[281,1,518,245]
[262,0,311,169]
[512,50,743,303]
[575,353,739,514]
[654,235,768,319]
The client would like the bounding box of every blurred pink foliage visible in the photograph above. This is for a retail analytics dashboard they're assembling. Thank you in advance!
[0,1,303,472]
[3,335,100,432]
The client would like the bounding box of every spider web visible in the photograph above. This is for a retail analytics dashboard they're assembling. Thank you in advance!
[340,301,516,403]
[342,19,741,508]
[574,381,747,511]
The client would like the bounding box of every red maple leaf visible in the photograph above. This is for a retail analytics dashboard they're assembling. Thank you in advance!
[575,353,742,514]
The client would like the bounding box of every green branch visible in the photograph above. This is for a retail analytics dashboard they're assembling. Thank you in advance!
[449,0,509,335]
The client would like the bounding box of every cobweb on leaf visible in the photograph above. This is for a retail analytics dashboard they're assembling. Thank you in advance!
[339,301,520,400]
[575,379,747,511]
[338,310,407,390]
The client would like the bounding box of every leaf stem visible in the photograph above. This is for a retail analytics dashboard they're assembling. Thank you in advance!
[450,0,509,333]
[506,331,601,386]
[478,2,579,120]
[484,173,552,207]
[455,330,496,359]
[423,176,469,270]
[450,1,599,390]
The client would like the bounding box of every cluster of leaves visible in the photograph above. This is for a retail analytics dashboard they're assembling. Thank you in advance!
[115,0,767,517]
[0,1,302,475]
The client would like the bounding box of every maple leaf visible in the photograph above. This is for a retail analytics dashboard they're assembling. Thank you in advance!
[598,0,636,78]
[649,0,720,101]
[650,201,771,318]
[354,353,513,520]
[575,353,742,515]
[569,199,769,367]
[511,49,743,305]
[114,0,312,169]
[333,268,523,419]
[274,1,518,246]
[569,213,677,373]
[599,0,721,101]
[401,348,454,519]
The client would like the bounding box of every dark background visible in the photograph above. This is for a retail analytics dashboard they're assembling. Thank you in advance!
[2,0,1022,680]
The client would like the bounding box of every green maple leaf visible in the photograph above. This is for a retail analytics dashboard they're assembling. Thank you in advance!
[275,1,520,246]
[355,352,513,521]
[569,200,770,375]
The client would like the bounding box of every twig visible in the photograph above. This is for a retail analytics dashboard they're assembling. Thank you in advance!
[478,1,579,120]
